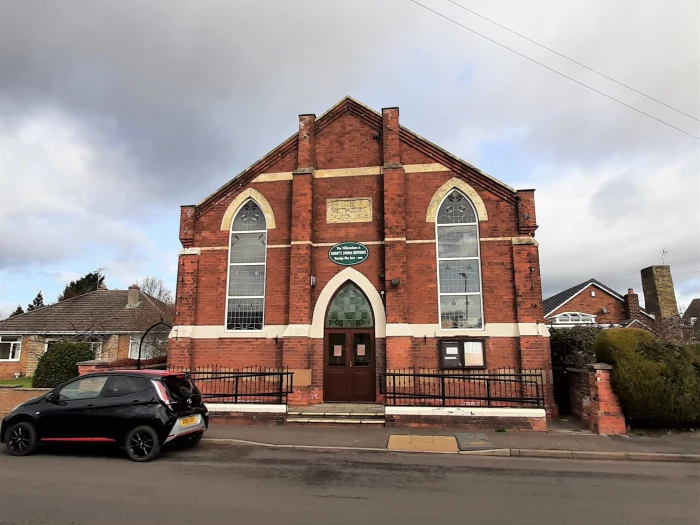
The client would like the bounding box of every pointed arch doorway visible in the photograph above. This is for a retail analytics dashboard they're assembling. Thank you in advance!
[323,281,376,402]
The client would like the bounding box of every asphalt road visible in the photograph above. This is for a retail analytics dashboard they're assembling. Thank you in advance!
[1,444,698,525]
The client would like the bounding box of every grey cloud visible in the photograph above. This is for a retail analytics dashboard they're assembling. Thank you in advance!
[0,0,697,301]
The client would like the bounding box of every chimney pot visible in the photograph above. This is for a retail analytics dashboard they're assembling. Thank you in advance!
[628,288,634,295]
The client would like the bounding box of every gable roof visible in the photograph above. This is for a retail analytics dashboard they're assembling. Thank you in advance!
[543,279,654,319]
[0,290,173,334]
[682,298,700,320]
[196,96,518,215]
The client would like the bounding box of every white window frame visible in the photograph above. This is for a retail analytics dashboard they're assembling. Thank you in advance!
[225,198,268,332]
[550,312,597,325]
[0,335,22,361]
[88,340,104,360]
[129,335,167,360]
[435,190,485,331]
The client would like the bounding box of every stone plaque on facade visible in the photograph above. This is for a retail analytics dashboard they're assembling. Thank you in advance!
[326,198,372,223]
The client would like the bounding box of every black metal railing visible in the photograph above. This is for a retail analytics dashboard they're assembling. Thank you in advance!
[172,365,293,404]
[380,368,545,407]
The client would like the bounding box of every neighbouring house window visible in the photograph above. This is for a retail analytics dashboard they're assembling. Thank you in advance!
[549,312,597,325]
[45,338,103,358]
[129,335,167,360]
[0,336,22,361]
[88,339,104,359]
[436,189,483,329]
[226,199,267,330]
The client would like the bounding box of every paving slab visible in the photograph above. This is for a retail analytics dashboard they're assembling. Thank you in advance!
[388,435,459,453]
[455,433,492,451]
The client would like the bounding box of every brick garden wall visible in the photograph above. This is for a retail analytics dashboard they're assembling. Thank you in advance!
[0,386,50,417]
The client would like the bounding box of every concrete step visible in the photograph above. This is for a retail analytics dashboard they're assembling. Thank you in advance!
[287,410,384,419]
[287,417,385,425]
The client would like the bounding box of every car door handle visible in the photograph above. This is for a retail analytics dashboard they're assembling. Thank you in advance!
[86,404,95,410]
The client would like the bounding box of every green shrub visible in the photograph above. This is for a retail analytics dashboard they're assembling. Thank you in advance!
[549,326,602,368]
[32,341,95,388]
[595,328,700,427]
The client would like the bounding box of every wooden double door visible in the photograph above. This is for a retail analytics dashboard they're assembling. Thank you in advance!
[323,329,376,402]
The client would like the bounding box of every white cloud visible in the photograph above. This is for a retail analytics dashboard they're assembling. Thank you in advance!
[0,0,697,308]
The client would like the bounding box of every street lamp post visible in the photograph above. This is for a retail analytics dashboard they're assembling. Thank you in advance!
[137,319,172,370]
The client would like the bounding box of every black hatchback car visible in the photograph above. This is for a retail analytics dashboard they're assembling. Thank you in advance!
[1,370,208,462]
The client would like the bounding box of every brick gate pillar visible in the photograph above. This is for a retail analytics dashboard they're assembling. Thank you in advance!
[283,114,316,403]
[382,107,412,371]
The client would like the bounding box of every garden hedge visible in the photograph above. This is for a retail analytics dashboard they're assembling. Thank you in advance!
[549,326,602,368]
[595,328,700,427]
[32,341,95,388]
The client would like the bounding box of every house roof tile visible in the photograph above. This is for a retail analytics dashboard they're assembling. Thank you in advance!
[0,290,173,334]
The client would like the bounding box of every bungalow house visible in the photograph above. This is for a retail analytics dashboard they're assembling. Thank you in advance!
[0,285,173,379]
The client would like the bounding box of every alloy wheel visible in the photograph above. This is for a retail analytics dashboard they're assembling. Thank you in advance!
[129,431,154,459]
[8,426,30,453]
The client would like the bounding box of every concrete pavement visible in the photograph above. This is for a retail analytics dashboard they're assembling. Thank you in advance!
[1,444,698,524]
[204,422,700,460]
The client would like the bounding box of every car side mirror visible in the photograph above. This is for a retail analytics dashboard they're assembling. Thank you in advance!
[45,392,58,403]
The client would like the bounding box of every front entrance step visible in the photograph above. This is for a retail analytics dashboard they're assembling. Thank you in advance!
[287,403,385,426]
[287,417,385,425]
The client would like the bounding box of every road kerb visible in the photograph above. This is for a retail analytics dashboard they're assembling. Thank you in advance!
[572,451,627,461]
[200,438,233,445]
[459,449,511,457]
[201,439,697,462]
[516,449,574,459]
[626,453,685,462]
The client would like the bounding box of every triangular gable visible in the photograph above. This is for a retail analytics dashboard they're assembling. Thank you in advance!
[543,279,654,319]
[197,96,518,214]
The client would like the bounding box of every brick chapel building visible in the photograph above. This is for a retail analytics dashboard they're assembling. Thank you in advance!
[170,97,553,408]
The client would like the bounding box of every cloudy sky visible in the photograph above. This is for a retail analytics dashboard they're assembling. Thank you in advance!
[0,0,698,317]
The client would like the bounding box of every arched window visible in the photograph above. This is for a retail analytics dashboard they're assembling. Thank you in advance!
[436,189,483,329]
[227,200,267,330]
[326,282,374,328]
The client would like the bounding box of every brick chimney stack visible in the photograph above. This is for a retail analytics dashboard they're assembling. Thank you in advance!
[623,288,640,320]
[641,265,682,340]
[127,285,141,308]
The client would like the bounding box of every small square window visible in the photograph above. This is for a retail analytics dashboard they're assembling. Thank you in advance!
[590,290,596,297]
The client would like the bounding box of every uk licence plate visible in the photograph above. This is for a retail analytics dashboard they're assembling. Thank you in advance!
[179,416,198,427]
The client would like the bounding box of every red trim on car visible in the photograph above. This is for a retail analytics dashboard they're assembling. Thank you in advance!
[41,437,116,443]
[105,369,184,377]
[168,428,203,439]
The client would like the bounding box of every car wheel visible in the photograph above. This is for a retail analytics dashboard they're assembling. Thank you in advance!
[125,426,161,462]
[5,422,38,457]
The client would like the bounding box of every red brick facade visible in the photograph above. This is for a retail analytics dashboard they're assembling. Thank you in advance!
[545,283,653,329]
[170,97,554,410]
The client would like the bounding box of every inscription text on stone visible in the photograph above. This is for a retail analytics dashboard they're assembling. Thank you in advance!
[326,198,372,223]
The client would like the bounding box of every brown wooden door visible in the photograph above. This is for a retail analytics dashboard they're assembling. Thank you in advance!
[324,329,375,402]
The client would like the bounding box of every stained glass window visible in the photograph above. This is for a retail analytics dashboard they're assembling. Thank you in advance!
[227,200,267,330]
[326,283,374,328]
[436,190,483,329]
